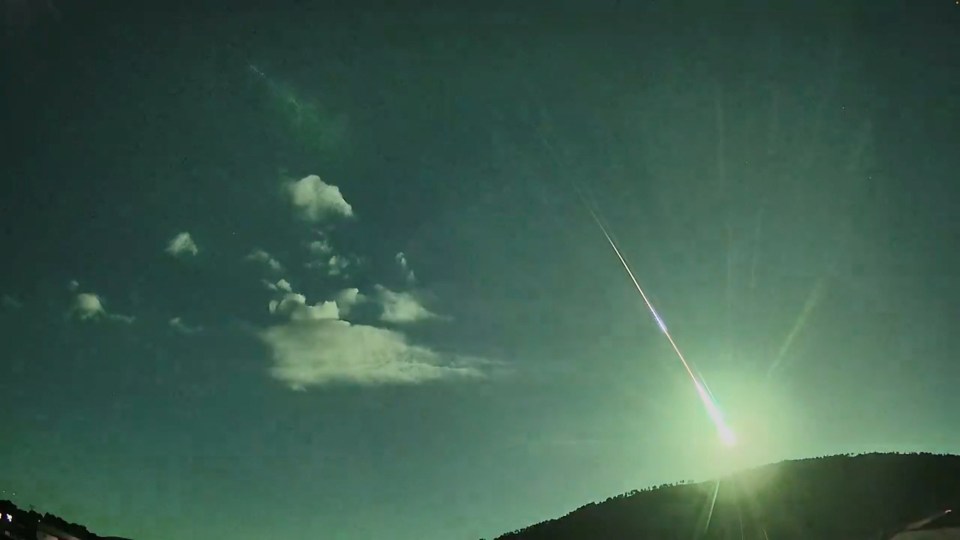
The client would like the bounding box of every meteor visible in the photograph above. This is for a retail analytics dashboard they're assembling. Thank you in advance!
[582,202,737,447]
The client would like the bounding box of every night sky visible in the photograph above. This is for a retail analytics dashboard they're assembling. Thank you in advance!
[2,1,959,539]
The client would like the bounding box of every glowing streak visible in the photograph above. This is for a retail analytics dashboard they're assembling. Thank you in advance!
[767,277,826,379]
[652,310,668,335]
[704,480,721,534]
[584,204,737,446]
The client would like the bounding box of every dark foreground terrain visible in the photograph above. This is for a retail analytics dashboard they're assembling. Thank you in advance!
[494,453,960,540]
[4,452,957,539]
[0,499,130,540]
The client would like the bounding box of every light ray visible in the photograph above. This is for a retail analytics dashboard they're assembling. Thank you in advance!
[704,479,721,534]
[767,277,826,380]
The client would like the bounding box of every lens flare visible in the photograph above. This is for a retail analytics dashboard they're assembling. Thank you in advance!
[583,203,737,447]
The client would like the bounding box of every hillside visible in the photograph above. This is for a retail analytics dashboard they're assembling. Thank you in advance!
[494,453,960,540]
[0,499,131,540]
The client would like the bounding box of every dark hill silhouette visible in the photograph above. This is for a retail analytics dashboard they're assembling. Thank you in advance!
[0,498,131,540]
[493,453,960,540]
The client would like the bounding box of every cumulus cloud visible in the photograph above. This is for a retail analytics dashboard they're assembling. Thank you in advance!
[268,293,340,321]
[303,232,352,276]
[169,317,202,335]
[375,285,438,324]
[246,249,284,273]
[327,255,349,276]
[73,293,104,320]
[249,170,485,390]
[307,237,333,256]
[260,319,482,389]
[259,286,478,389]
[285,175,353,221]
[305,254,351,277]
[334,287,365,316]
[263,278,293,293]
[165,232,199,257]
[395,252,416,284]
[70,292,134,323]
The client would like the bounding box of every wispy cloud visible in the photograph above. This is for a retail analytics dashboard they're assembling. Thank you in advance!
[165,232,199,257]
[395,252,416,284]
[261,318,482,389]
[169,316,202,335]
[307,235,333,256]
[1,294,22,310]
[285,175,353,221]
[70,292,134,324]
[375,285,438,324]
[246,249,284,273]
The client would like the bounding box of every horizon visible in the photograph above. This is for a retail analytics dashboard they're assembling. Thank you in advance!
[7,451,958,539]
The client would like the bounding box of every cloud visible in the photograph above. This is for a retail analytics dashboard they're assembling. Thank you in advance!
[260,319,482,389]
[259,286,479,389]
[375,285,438,324]
[307,237,333,256]
[73,293,104,320]
[327,255,349,276]
[305,254,351,277]
[165,232,199,257]
[285,174,353,221]
[169,317,202,335]
[304,232,352,276]
[268,293,340,321]
[334,287,365,316]
[70,292,134,323]
[248,170,486,390]
[395,252,416,284]
[246,249,284,273]
[263,278,293,293]
[1,294,22,310]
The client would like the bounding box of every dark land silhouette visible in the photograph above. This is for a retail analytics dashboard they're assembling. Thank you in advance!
[0,498,130,540]
[3,452,958,539]
[492,452,960,540]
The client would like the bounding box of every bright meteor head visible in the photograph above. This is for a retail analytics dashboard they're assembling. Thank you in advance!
[693,378,738,447]
[718,425,737,447]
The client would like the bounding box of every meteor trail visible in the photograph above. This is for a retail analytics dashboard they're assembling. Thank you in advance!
[582,201,737,446]
[528,104,735,445]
